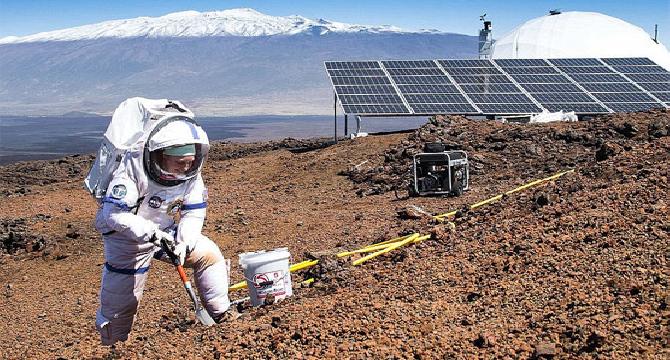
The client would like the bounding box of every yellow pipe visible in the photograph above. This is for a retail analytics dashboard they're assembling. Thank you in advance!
[337,235,416,257]
[352,234,428,266]
[434,169,574,221]
[362,234,415,249]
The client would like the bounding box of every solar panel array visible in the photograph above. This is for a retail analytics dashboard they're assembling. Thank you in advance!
[325,58,669,116]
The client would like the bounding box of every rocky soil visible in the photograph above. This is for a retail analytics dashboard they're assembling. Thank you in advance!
[0,110,668,359]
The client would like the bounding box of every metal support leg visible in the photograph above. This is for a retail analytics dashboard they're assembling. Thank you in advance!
[344,114,348,138]
[334,92,337,143]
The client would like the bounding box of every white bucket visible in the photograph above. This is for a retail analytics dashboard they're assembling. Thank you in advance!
[238,248,292,307]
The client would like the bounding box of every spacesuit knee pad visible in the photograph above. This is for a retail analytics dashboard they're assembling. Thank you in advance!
[189,236,225,270]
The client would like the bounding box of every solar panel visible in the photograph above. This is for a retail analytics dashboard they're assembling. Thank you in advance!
[339,94,405,105]
[391,75,453,85]
[612,65,669,74]
[580,83,643,93]
[438,59,494,68]
[451,75,512,84]
[410,103,479,114]
[442,67,503,75]
[626,73,670,82]
[543,103,610,113]
[602,58,656,66]
[331,76,391,86]
[327,69,387,77]
[477,103,543,113]
[637,82,669,92]
[604,103,665,112]
[569,73,629,83]
[324,58,669,116]
[591,92,655,103]
[558,66,614,74]
[511,74,572,83]
[495,59,549,67]
[386,68,444,76]
[342,104,411,114]
[382,60,437,68]
[334,85,397,95]
[468,93,534,104]
[532,93,596,103]
[397,84,461,94]
[520,83,583,93]
[460,83,523,93]
[404,94,469,104]
[652,92,670,102]
[502,67,558,75]
[549,58,602,66]
[326,61,381,70]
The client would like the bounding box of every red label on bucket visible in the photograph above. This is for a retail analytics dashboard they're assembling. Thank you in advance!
[253,270,285,295]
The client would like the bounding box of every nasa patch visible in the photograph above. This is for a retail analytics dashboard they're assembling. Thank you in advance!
[110,184,127,199]
[148,195,163,209]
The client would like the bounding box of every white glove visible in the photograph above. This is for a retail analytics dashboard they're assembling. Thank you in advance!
[150,229,174,249]
[172,242,189,266]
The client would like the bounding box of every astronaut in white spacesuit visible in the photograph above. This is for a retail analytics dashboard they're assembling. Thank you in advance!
[94,116,230,345]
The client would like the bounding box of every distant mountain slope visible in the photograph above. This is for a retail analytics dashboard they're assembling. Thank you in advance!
[0,9,477,115]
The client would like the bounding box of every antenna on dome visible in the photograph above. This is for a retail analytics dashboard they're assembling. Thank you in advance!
[478,14,493,59]
[654,24,659,44]
[549,9,562,15]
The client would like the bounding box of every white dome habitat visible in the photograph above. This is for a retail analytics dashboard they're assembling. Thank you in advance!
[491,11,670,70]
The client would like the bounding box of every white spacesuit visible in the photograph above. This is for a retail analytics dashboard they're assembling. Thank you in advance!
[94,116,230,345]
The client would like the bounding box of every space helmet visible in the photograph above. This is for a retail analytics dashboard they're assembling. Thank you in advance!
[143,115,209,186]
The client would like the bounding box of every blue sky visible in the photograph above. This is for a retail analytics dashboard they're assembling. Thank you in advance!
[1,0,668,44]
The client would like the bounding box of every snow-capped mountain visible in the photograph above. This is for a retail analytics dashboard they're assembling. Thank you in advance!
[0,9,476,115]
[0,8,436,44]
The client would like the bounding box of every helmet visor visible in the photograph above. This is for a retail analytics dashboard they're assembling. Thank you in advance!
[148,143,209,184]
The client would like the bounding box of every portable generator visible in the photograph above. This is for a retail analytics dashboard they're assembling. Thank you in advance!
[411,143,469,196]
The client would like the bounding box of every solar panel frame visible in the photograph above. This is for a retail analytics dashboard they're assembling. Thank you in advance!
[324,58,669,116]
